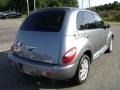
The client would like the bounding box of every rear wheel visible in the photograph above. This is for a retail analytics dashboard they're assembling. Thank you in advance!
[74,54,90,84]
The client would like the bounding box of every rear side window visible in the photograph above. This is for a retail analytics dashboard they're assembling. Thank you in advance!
[77,11,96,30]
[76,12,84,29]
[20,10,65,32]
[83,12,96,29]
[93,14,104,28]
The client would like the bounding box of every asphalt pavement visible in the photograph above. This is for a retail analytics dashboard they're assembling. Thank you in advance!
[0,19,120,90]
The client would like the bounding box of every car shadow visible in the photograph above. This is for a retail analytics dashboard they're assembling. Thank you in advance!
[0,50,78,90]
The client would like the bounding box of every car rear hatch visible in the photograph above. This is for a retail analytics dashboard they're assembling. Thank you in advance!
[16,31,62,64]
[14,9,66,64]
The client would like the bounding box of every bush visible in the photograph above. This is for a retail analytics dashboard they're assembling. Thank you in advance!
[98,10,120,22]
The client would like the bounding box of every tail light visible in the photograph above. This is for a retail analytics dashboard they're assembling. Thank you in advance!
[62,47,77,64]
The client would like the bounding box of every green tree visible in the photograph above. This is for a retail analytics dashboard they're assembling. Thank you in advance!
[0,0,78,12]
[0,0,9,7]
[36,0,78,8]
[36,0,48,8]
[0,0,10,11]
[60,0,78,7]
[6,0,26,12]
[91,1,120,22]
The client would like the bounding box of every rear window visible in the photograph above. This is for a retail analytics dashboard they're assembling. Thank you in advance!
[20,10,65,32]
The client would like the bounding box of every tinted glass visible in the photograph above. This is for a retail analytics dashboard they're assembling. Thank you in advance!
[83,12,96,29]
[77,11,96,30]
[93,14,104,28]
[76,12,85,29]
[20,10,65,32]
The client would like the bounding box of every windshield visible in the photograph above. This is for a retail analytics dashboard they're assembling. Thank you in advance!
[20,10,65,32]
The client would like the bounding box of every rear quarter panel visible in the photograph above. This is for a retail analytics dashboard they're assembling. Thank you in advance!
[59,35,94,65]
[59,10,94,65]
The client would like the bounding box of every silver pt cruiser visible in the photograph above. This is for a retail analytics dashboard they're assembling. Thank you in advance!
[8,7,114,84]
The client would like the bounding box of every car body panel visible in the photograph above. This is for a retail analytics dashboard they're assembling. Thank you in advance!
[8,7,113,80]
[15,30,62,64]
[0,11,22,19]
[9,53,78,80]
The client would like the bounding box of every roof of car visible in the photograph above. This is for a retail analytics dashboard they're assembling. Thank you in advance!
[30,7,97,16]
[35,7,92,12]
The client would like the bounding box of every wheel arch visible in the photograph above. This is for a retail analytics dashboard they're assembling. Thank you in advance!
[112,34,114,40]
[107,31,114,46]
[83,50,93,63]
[77,48,93,64]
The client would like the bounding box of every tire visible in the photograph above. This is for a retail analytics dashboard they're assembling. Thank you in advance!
[74,54,90,84]
[106,38,113,53]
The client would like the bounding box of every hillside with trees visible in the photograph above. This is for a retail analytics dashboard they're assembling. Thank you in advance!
[0,0,9,11]
[0,0,119,22]
[91,1,120,22]
[0,0,78,13]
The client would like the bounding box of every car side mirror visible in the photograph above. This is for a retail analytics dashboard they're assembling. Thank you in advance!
[104,24,110,29]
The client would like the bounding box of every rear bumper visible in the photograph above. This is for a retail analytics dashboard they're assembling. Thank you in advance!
[8,53,78,80]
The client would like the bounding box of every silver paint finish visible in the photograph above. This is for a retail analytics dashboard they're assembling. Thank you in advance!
[8,7,113,80]
[9,53,78,80]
